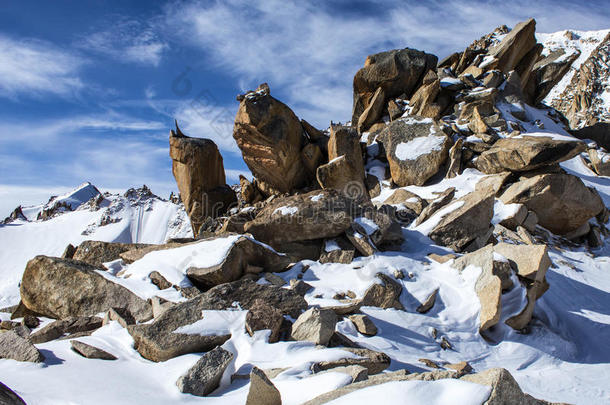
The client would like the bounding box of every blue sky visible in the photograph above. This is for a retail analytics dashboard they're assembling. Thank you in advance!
[1,0,609,216]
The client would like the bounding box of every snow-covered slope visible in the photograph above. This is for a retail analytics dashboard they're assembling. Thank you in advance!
[0,184,191,307]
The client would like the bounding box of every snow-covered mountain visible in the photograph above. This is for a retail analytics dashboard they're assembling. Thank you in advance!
[0,184,191,307]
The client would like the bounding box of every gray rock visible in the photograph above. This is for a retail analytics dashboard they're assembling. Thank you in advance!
[176,346,234,397]
[348,314,378,336]
[29,316,103,344]
[416,288,439,314]
[73,240,149,269]
[361,273,404,310]
[0,330,45,362]
[311,347,391,375]
[71,340,117,360]
[246,366,282,405]
[0,381,26,405]
[461,368,551,405]
[20,256,152,322]
[291,308,337,346]
[245,299,284,343]
[128,279,306,362]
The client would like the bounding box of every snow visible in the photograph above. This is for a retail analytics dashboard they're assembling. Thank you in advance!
[273,205,299,216]
[395,135,446,161]
[354,217,379,235]
[310,193,325,202]
[325,380,491,405]
[492,200,522,225]
[440,77,462,88]
[325,239,341,252]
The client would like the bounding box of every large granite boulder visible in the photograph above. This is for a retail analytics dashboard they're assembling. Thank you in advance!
[500,173,604,234]
[380,117,451,186]
[170,122,236,237]
[475,136,586,174]
[176,346,234,396]
[233,83,309,194]
[20,256,152,322]
[352,48,438,125]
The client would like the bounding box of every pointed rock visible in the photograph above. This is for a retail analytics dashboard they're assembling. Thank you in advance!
[176,346,233,397]
[246,367,282,405]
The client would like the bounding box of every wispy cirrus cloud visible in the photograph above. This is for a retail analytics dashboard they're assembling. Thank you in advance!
[163,0,610,127]
[77,17,168,66]
[0,34,85,99]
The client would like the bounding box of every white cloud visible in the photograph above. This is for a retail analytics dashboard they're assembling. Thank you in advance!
[0,35,85,98]
[164,0,610,128]
[78,18,168,66]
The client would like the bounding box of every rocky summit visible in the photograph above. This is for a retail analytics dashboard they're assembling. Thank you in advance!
[1,13,610,405]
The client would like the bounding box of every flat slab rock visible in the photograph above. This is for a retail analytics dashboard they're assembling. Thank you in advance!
[128,279,307,362]
[71,340,117,360]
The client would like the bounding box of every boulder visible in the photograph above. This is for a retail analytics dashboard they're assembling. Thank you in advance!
[500,173,604,234]
[170,123,235,236]
[246,367,282,405]
[452,245,510,331]
[492,243,550,283]
[475,136,586,174]
[345,227,377,256]
[319,238,356,264]
[29,316,103,344]
[20,256,152,322]
[324,126,367,199]
[361,273,404,310]
[461,368,550,405]
[0,382,26,405]
[588,148,610,176]
[531,49,580,104]
[416,288,439,314]
[176,346,234,397]
[311,347,391,375]
[0,330,45,362]
[317,156,365,199]
[357,86,386,133]
[352,48,438,124]
[71,340,117,360]
[128,280,306,362]
[489,18,537,74]
[380,118,451,186]
[409,73,442,119]
[245,299,284,343]
[186,236,290,289]
[416,187,456,225]
[244,190,358,246]
[233,83,309,194]
[348,314,377,336]
[428,188,495,252]
[290,308,337,346]
[120,243,186,264]
[383,189,427,215]
[73,241,149,269]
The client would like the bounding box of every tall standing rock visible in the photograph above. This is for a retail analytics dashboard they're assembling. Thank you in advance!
[352,48,438,125]
[233,83,309,194]
[170,122,236,237]
[489,18,537,74]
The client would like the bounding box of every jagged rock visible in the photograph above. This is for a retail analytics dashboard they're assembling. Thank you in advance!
[246,367,282,405]
[345,227,377,256]
[29,316,103,344]
[409,72,442,119]
[20,256,152,322]
[387,99,403,120]
[380,118,451,186]
[357,86,386,133]
[588,148,610,176]
[500,173,604,234]
[103,307,135,329]
[522,210,539,233]
[290,308,337,346]
[475,136,586,174]
[452,245,507,331]
[416,187,456,225]
[352,48,437,125]
[61,243,77,259]
[73,240,149,269]
[0,330,44,362]
[493,243,551,283]
[0,381,26,405]
[71,340,117,360]
[446,137,463,178]
[461,368,551,405]
[498,203,529,231]
[233,83,309,194]
[428,187,495,252]
[290,279,313,296]
[531,49,580,104]
[311,347,391,375]
[317,156,365,198]
[489,18,537,74]
[186,236,290,289]
[151,296,176,318]
[148,271,173,290]
[324,125,367,199]
[361,273,404,310]
[245,299,284,343]
[176,346,234,397]
[348,314,377,336]
[240,175,263,205]
[170,123,235,237]
[416,288,439,314]
[128,279,306,362]
[244,190,358,246]
[383,189,427,215]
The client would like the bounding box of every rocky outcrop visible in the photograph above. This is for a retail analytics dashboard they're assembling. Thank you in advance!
[128,280,306,362]
[500,173,604,234]
[170,122,236,237]
[475,136,585,174]
[244,190,359,246]
[233,83,310,194]
[185,236,290,289]
[20,256,152,322]
[0,330,45,362]
[380,118,451,186]
[176,346,233,396]
[73,241,150,269]
[352,48,438,125]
